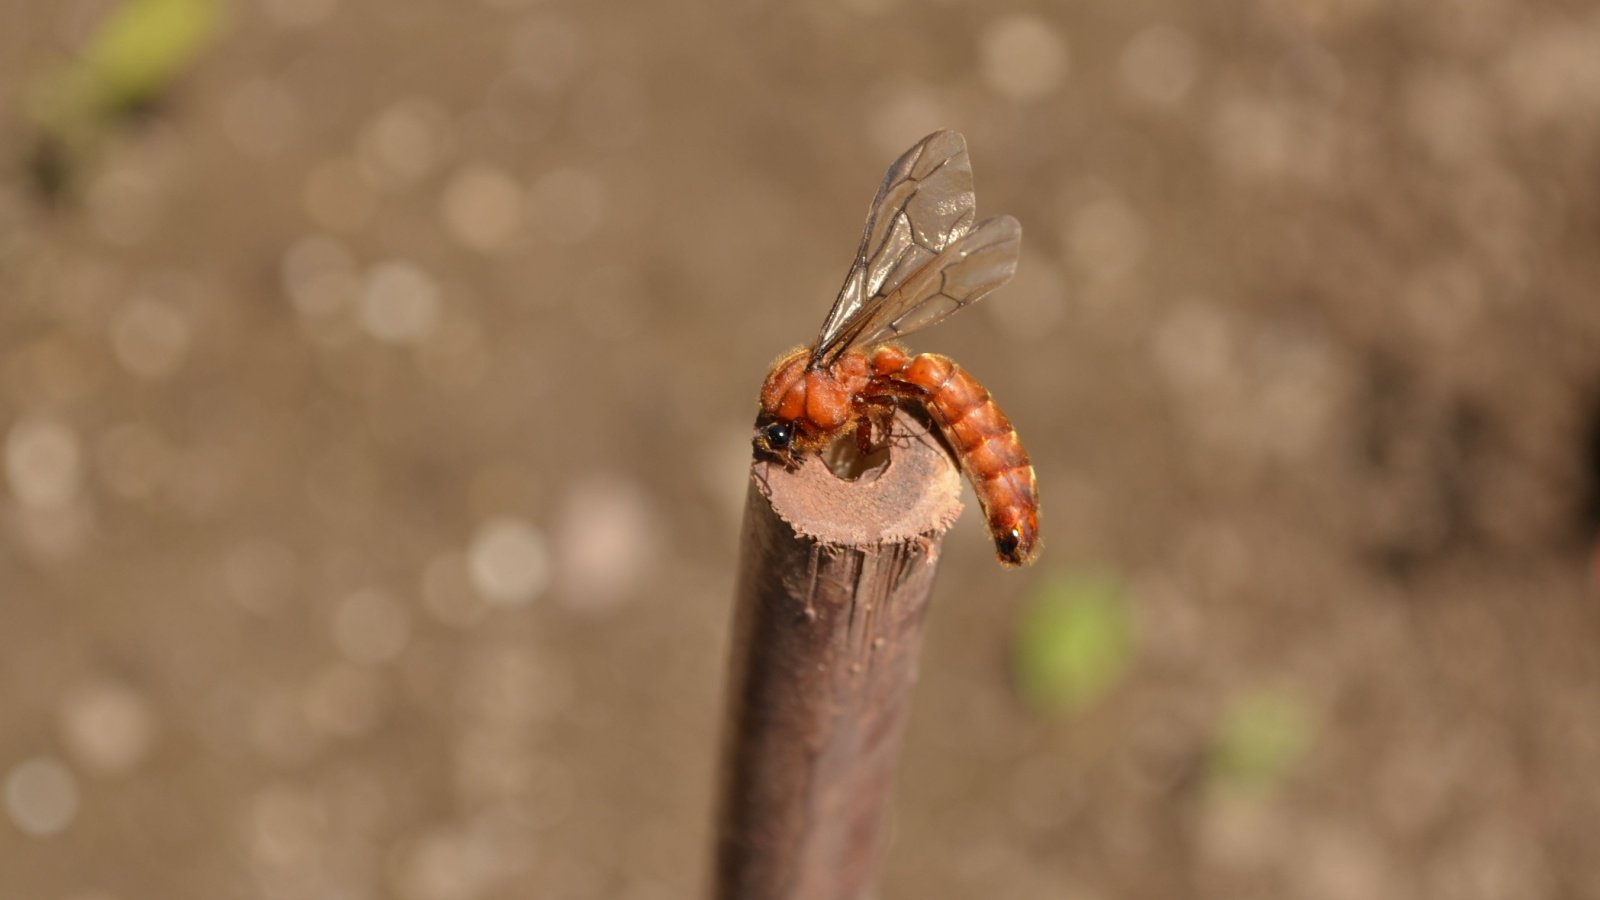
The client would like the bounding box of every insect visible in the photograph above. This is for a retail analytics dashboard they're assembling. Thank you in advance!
[754,130,1039,566]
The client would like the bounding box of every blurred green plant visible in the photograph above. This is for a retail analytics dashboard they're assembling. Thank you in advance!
[27,0,224,193]
[1012,571,1135,714]
[1208,687,1312,795]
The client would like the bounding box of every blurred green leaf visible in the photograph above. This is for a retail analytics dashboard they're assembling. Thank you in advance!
[31,0,224,135]
[1012,571,1135,714]
[1209,688,1311,795]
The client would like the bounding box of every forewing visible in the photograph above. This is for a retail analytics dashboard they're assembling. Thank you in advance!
[841,214,1022,352]
[812,131,977,360]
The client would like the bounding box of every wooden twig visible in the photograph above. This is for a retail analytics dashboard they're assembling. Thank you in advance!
[715,411,964,900]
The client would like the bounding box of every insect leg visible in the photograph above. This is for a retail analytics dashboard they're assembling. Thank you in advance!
[860,379,940,454]
[852,394,900,454]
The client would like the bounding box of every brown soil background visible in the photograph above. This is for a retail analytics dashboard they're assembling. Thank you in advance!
[4,0,1600,897]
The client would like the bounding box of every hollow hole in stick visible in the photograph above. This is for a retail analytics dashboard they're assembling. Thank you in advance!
[822,434,891,483]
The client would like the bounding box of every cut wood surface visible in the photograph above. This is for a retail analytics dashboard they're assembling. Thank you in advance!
[715,411,964,900]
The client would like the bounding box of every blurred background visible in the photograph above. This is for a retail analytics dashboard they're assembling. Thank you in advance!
[3,0,1600,897]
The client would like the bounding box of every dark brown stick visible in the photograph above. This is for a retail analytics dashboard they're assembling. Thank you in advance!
[715,411,964,900]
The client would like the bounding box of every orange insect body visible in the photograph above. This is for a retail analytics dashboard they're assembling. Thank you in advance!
[872,347,1039,565]
[752,130,1041,567]
[758,346,868,441]
[757,343,1039,566]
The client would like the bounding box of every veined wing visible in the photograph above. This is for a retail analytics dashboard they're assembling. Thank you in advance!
[834,214,1022,353]
[811,130,977,363]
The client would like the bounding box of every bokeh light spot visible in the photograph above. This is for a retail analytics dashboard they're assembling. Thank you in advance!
[980,15,1069,101]
[442,164,524,253]
[360,261,443,344]
[6,419,82,509]
[111,297,191,379]
[1119,25,1200,106]
[59,681,158,776]
[468,517,550,607]
[4,757,80,837]
[331,588,412,664]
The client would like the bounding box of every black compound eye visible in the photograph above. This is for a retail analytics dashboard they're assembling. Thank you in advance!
[763,421,794,449]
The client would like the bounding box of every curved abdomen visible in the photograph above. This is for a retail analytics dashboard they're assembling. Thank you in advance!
[871,347,1040,566]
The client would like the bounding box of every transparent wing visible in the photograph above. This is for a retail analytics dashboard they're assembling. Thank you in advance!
[811,130,977,362]
[831,214,1022,355]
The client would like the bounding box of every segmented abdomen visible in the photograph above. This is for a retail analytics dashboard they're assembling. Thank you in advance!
[871,347,1039,566]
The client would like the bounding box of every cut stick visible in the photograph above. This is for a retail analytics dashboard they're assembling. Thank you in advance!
[714,411,964,900]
